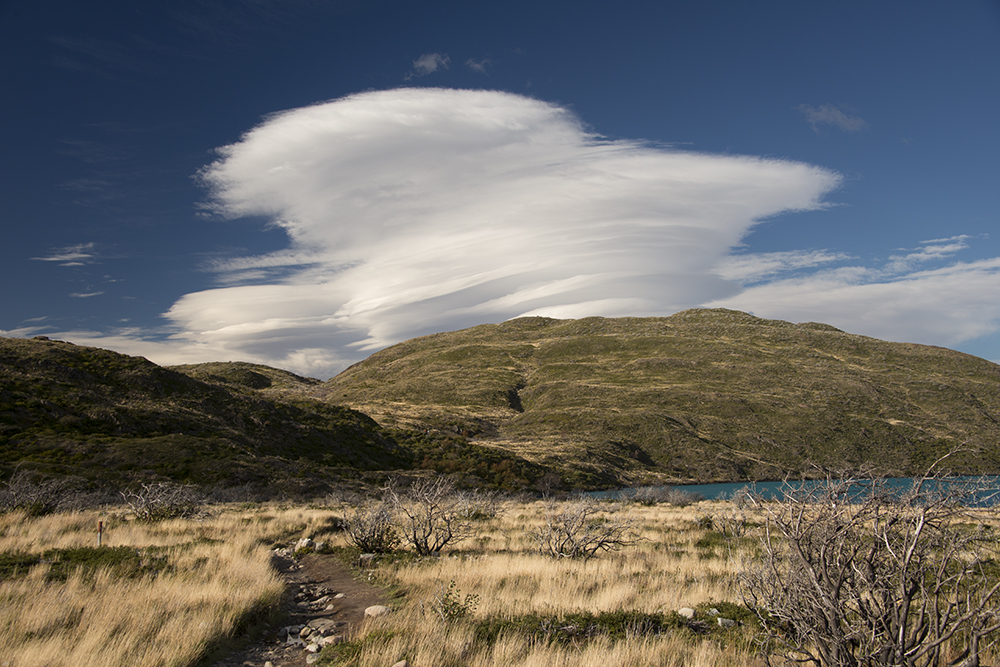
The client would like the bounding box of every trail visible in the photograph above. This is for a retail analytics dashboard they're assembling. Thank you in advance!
[210,550,388,667]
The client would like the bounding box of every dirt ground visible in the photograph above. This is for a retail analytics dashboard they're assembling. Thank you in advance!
[210,551,389,667]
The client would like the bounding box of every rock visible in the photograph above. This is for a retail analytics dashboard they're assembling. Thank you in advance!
[334,592,346,599]
[717,617,737,629]
[707,607,720,616]
[306,643,321,653]
[677,607,696,619]
[391,661,410,667]
[308,618,340,635]
[300,626,312,639]
[306,655,322,665]
[313,595,331,605]
[295,537,315,552]
[358,553,377,567]
[365,604,392,618]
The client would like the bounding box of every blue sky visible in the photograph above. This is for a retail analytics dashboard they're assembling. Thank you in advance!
[2,1,999,378]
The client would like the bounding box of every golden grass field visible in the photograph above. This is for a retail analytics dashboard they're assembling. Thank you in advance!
[1,496,997,667]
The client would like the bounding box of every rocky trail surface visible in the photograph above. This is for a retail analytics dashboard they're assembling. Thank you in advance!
[210,547,390,667]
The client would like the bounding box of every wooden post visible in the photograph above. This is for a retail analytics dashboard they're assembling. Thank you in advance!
[98,520,103,547]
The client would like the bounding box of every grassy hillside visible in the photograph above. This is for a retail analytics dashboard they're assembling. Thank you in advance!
[317,309,1000,485]
[0,336,411,494]
[0,336,544,496]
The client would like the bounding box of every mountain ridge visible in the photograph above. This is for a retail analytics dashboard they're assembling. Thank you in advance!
[3,309,1000,494]
[317,309,1000,484]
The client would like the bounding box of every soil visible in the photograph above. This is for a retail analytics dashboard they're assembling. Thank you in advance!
[209,551,389,667]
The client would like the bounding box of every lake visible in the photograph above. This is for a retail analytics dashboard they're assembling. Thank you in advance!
[594,476,1000,506]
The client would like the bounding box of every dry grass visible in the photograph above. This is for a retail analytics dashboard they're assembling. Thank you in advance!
[0,504,339,667]
[7,496,993,667]
[316,499,765,667]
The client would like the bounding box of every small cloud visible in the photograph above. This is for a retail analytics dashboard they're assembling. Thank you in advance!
[884,235,971,273]
[719,249,852,284]
[32,243,98,266]
[466,58,491,74]
[409,53,450,78]
[70,291,104,298]
[798,104,867,133]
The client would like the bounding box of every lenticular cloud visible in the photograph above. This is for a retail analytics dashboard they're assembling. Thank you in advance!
[178,88,839,376]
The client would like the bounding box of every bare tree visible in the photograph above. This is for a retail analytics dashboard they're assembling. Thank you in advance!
[385,476,474,556]
[740,470,1000,667]
[344,500,399,553]
[530,498,640,560]
[121,482,207,522]
[1,468,73,515]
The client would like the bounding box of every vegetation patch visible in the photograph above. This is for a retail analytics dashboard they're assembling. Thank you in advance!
[0,546,168,581]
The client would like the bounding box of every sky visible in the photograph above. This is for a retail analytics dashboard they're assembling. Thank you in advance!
[2,1,999,379]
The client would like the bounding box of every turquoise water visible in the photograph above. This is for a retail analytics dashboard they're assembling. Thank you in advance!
[591,476,1000,505]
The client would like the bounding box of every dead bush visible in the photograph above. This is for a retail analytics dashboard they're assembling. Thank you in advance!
[740,472,1000,667]
[121,482,208,522]
[344,501,399,553]
[385,476,474,556]
[530,498,640,560]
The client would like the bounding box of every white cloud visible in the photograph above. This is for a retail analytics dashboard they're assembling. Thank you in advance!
[410,53,450,77]
[799,104,867,133]
[32,89,1000,378]
[32,242,98,266]
[718,249,852,284]
[69,291,104,298]
[709,255,1000,349]
[883,235,970,274]
[466,58,491,73]
[154,87,834,377]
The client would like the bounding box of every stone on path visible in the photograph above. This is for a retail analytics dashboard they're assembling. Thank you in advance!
[365,604,392,618]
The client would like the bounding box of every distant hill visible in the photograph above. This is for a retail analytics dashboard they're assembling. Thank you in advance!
[5,309,1000,495]
[317,309,1000,485]
[0,337,540,496]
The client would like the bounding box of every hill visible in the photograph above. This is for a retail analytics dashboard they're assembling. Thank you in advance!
[317,309,1000,485]
[0,337,541,496]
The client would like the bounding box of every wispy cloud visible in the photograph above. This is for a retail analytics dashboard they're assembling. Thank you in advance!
[884,235,971,273]
[798,104,867,133]
[718,249,852,284]
[409,53,450,78]
[466,58,491,74]
[31,243,99,267]
[52,89,1000,378]
[69,291,104,299]
[165,87,837,376]
[708,256,1000,349]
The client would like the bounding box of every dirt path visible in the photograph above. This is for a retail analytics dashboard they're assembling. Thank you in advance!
[210,550,389,667]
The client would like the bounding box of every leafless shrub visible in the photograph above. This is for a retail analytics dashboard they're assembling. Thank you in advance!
[706,486,755,538]
[456,488,504,520]
[385,476,474,556]
[530,498,641,560]
[626,485,704,506]
[121,482,208,522]
[0,469,79,515]
[344,501,399,553]
[740,471,1000,667]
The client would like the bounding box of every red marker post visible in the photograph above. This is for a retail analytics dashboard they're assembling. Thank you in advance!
[98,520,103,547]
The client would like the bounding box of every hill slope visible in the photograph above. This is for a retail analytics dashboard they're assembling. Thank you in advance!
[317,309,1000,485]
[0,337,544,495]
[0,336,408,494]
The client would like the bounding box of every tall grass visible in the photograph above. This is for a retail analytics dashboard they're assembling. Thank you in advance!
[318,500,765,667]
[0,505,338,667]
